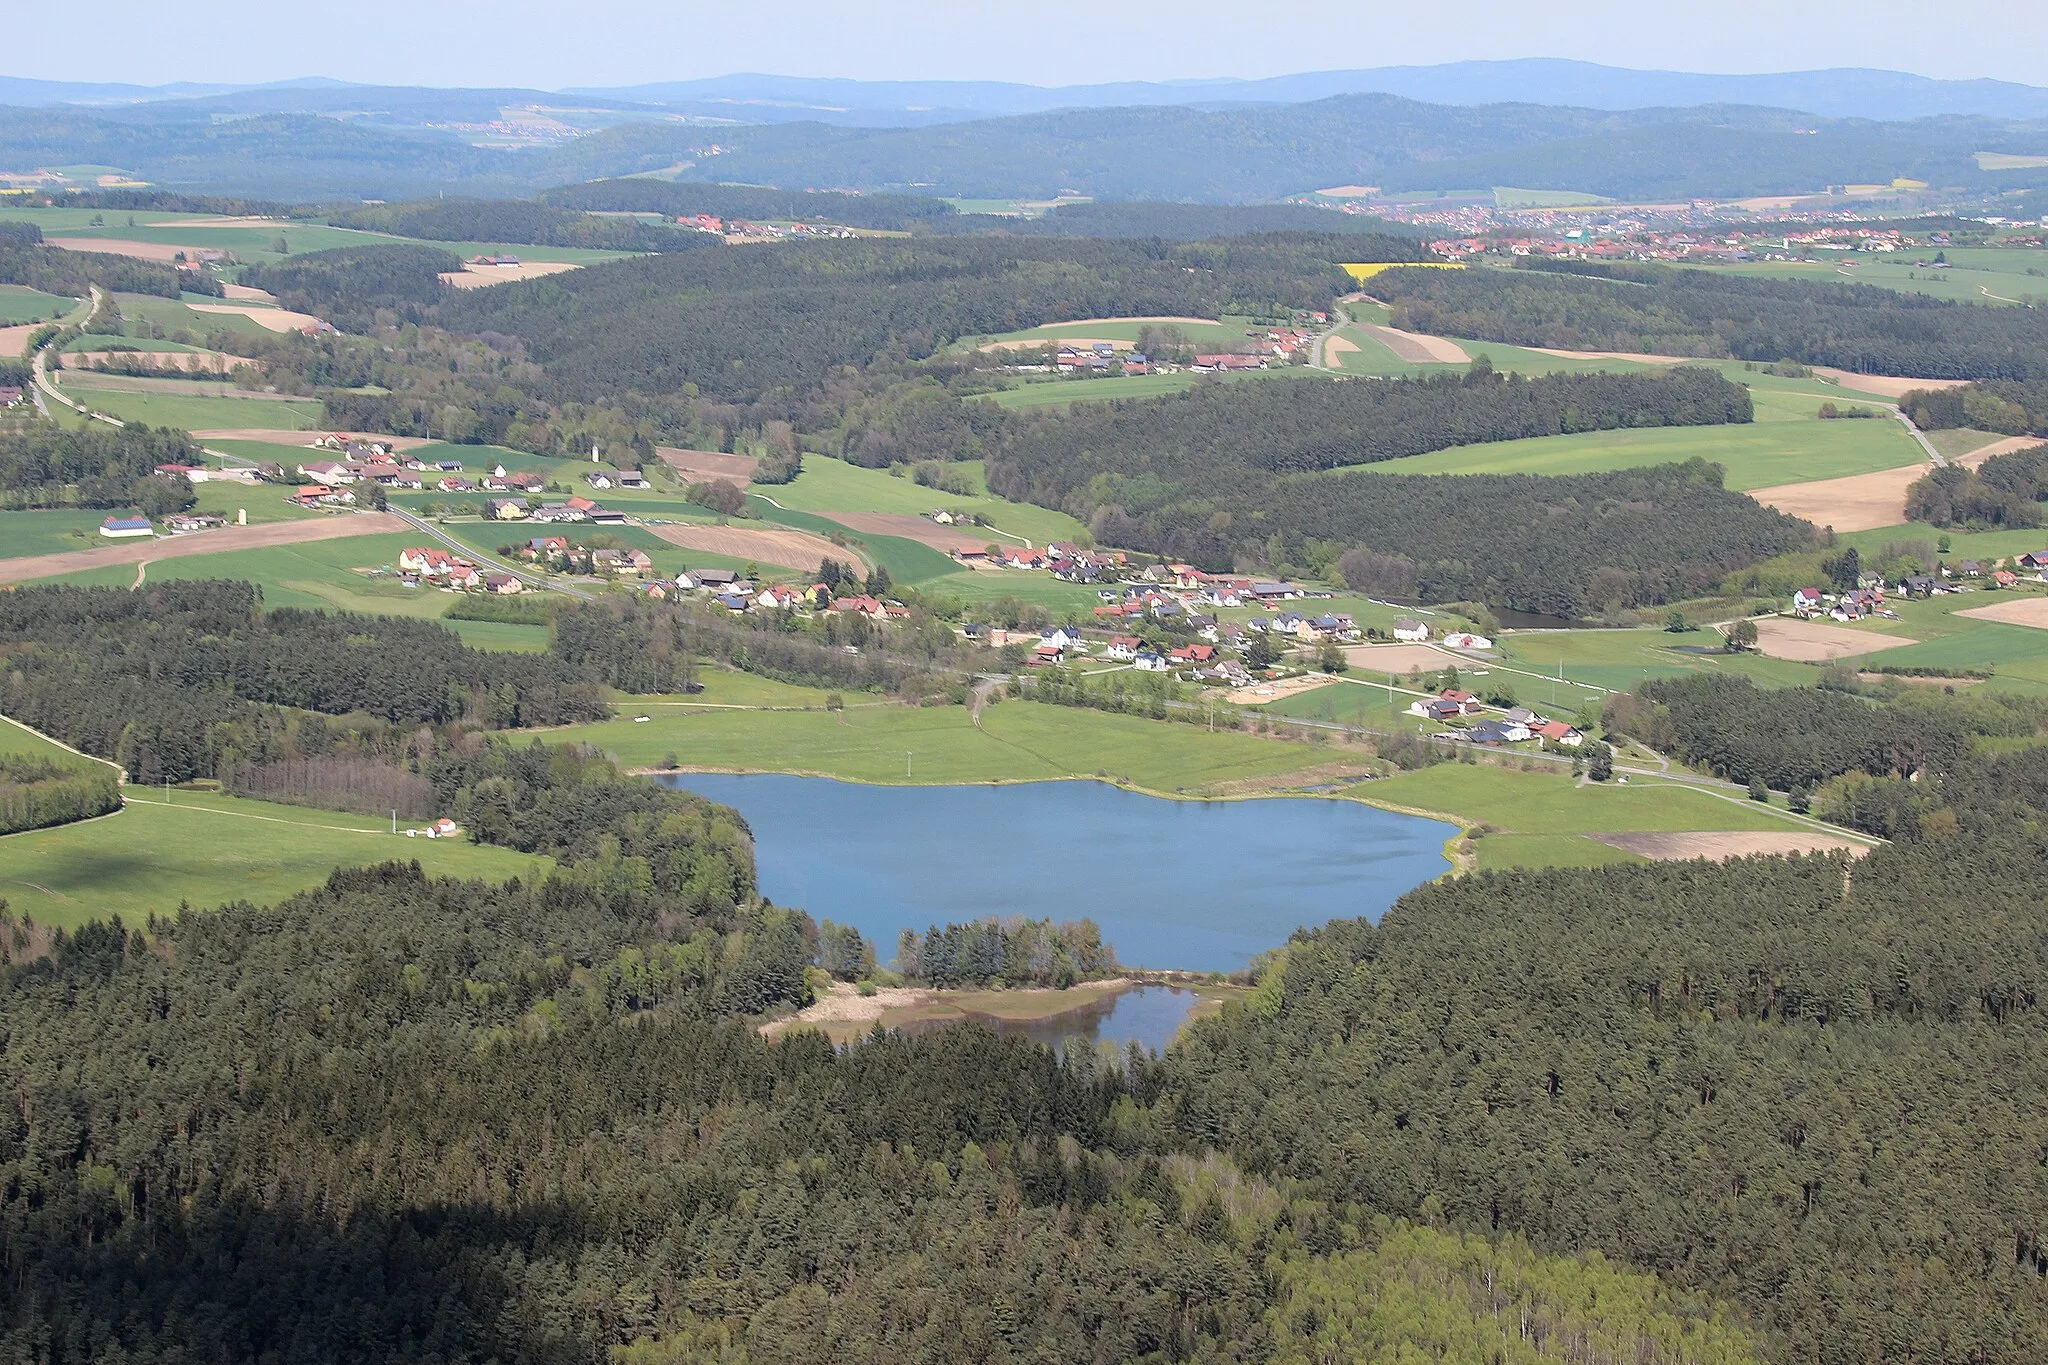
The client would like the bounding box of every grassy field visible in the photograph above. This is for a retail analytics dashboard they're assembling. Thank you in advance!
[0,284,74,323]
[53,383,324,432]
[0,507,133,558]
[107,292,276,339]
[1371,762,1788,834]
[1365,379,1923,490]
[914,568,1114,615]
[0,789,549,930]
[550,697,1327,794]
[1689,249,2048,308]
[1,209,638,269]
[32,530,458,615]
[773,454,1087,545]
[1496,627,1824,695]
[982,366,1310,411]
[0,715,105,768]
[751,501,959,584]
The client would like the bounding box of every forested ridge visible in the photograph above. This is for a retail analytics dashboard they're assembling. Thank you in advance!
[983,363,1807,609]
[433,234,1373,403]
[1906,440,2048,528]
[1373,261,2048,380]
[326,197,714,252]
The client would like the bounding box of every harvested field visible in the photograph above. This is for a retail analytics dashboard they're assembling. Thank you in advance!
[1528,346,1697,364]
[1228,673,1340,706]
[188,303,325,333]
[653,447,759,484]
[1753,617,1913,662]
[981,335,1132,353]
[0,512,408,584]
[1958,436,2042,468]
[642,523,868,573]
[1343,643,1455,674]
[440,262,580,289]
[1358,323,1469,364]
[222,283,278,303]
[1811,368,1969,399]
[1324,335,1360,357]
[46,238,200,263]
[1593,831,1872,861]
[0,324,36,358]
[1750,462,1928,532]
[821,512,995,552]
[1956,597,2048,630]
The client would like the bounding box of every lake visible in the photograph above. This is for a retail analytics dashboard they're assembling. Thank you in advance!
[659,774,1457,972]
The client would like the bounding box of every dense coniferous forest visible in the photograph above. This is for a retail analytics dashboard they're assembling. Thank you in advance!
[0,583,607,783]
[895,917,1118,988]
[1905,441,2048,527]
[239,243,465,332]
[987,363,1751,478]
[0,237,218,299]
[0,423,202,510]
[982,368,1804,610]
[326,197,717,251]
[434,235,1367,403]
[538,179,965,231]
[1373,262,2048,380]
[1901,379,2048,438]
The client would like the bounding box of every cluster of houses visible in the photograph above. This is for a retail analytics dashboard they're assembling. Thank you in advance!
[1790,556,2048,622]
[1407,689,1585,748]
[396,546,523,594]
[0,384,26,408]
[677,214,855,241]
[521,536,655,578]
[629,571,915,620]
[487,493,627,524]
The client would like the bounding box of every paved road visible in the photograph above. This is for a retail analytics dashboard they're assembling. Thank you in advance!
[384,507,597,600]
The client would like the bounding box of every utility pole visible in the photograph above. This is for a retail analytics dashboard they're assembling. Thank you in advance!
[391,808,397,835]
[906,750,914,778]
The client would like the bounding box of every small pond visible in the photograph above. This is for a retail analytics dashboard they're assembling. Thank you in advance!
[658,774,1457,973]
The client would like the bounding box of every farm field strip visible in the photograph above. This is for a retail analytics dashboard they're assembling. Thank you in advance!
[0,512,409,584]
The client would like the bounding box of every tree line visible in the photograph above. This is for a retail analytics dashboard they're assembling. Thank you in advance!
[326,197,723,252]
[1905,441,2048,528]
[1373,260,2048,380]
[1902,379,2048,439]
[0,422,201,511]
[0,236,219,300]
[894,916,1118,988]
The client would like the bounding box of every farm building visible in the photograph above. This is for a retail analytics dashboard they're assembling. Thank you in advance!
[98,516,153,538]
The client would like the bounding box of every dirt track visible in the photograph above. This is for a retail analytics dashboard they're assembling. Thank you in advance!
[0,512,409,584]
[1228,674,1340,706]
[1594,831,1871,861]
[1750,463,1927,532]
[1753,617,1913,662]
[821,512,996,552]
[1957,597,2048,631]
[642,523,868,573]
[1358,324,1469,364]
[654,447,759,484]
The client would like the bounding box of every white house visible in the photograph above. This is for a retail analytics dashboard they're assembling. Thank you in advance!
[1041,625,1088,652]
[1134,651,1169,671]
[297,460,354,483]
[99,516,154,538]
[1393,619,1430,642]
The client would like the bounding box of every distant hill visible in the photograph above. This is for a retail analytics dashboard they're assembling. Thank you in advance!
[4,87,2047,204]
[580,62,2048,124]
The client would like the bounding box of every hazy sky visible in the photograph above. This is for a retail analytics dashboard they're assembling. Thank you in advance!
[15,0,2047,88]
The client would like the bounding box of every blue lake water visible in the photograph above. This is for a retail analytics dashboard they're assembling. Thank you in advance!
[658,774,1457,973]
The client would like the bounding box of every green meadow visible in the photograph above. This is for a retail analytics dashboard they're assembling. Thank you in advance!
[52,382,324,433]
[0,789,548,931]
[1495,627,1823,695]
[0,507,132,558]
[34,530,451,615]
[1691,249,2048,308]
[550,697,1322,794]
[772,454,1087,545]
[1369,762,1799,835]
[0,284,75,323]
[2,209,637,269]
